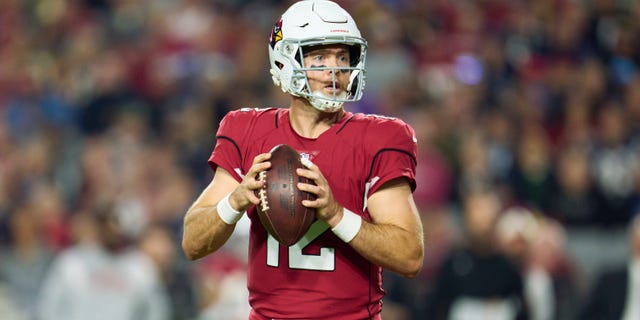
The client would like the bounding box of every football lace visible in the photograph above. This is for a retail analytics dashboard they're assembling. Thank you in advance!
[258,171,270,212]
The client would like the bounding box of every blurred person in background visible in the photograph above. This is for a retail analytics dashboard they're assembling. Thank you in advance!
[497,207,580,320]
[138,223,199,320]
[496,208,550,320]
[548,145,601,227]
[456,129,495,199]
[578,213,640,320]
[0,203,54,320]
[194,251,250,320]
[508,122,554,214]
[425,187,529,320]
[526,218,579,320]
[590,102,637,227]
[37,202,170,320]
[0,281,26,320]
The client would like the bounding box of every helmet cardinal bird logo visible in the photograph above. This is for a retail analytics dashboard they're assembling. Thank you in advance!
[269,18,283,48]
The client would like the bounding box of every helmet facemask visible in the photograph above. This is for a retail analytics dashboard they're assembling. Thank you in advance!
[293,38,366,112]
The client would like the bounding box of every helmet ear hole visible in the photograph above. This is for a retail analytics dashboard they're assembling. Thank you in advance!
[350,76,358,93]
[348,45,361,67]
[348,71,361,95]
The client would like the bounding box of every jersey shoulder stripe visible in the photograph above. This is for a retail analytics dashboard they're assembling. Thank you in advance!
[338,112,417,157]
[216,107,281,146]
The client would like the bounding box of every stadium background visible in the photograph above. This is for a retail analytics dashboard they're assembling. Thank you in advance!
[0,0,639,319]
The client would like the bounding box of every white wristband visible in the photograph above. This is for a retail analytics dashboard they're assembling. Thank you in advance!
[217,194,243,225]
[331,208,362,243]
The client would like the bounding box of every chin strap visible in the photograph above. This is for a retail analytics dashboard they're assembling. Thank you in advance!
[308,91,345,112]
[309,98,343,112]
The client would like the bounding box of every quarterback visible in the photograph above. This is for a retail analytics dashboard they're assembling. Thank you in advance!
[182,1,424,319]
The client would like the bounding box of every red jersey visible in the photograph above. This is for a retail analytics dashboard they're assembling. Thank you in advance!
[209,108,417,320]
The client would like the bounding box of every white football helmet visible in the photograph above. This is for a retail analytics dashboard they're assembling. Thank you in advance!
[268,0,367,112]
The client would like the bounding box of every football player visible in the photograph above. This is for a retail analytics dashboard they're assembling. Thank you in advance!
[182,1,424,319]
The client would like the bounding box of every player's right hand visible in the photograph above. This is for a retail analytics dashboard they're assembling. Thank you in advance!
[229,153,271,212]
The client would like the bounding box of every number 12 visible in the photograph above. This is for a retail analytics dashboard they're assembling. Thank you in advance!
[266,220,336,271]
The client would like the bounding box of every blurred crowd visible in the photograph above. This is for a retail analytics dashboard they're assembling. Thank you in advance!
[1,0,640,319]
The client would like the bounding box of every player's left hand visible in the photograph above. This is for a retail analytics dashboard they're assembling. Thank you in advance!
[296,161,343,227]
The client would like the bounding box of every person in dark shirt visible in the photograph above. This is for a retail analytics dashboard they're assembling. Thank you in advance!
[578,213,640,320]
[425,187,528,320]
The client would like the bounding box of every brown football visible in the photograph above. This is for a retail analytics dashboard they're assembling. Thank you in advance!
[256,144,316,246]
